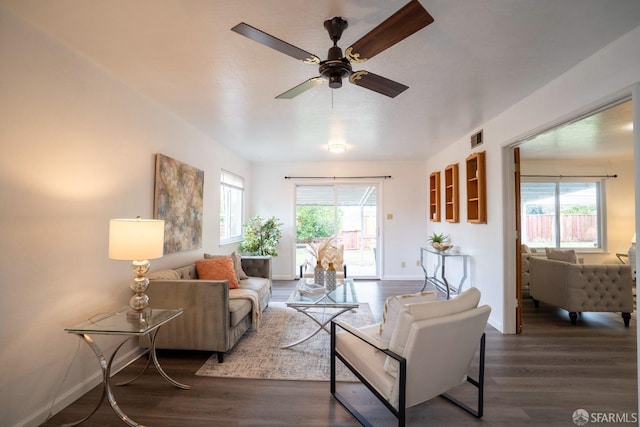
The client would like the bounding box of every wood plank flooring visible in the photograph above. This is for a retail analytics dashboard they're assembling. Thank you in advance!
[41,280,637,426]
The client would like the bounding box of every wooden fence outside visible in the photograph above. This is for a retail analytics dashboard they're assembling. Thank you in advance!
[525,214,597,243]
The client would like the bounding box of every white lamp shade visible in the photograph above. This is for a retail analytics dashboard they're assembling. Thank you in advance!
[109,218,165,260]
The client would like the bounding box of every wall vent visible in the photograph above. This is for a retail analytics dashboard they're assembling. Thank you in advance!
[470,130,483,148]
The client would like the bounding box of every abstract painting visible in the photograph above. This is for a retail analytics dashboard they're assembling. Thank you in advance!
[154,154,204,253]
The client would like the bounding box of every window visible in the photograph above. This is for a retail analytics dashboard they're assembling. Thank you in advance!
[521,180,603,250]
[220,170,244,244]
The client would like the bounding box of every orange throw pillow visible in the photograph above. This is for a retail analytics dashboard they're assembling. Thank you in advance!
[195,258,239,289]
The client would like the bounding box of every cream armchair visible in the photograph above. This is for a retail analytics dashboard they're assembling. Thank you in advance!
[331,288,491,426]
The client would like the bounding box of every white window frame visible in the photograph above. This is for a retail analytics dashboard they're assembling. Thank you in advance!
[220,170,244,244]
[521,178,606,251]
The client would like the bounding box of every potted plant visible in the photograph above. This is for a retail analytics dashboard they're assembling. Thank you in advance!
[239,216,283,256]
[427,232,452,251]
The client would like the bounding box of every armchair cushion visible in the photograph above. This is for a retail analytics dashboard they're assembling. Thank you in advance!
[336,324,395,399]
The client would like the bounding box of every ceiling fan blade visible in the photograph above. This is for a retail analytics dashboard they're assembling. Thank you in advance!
[349,71,408,98]
[232,22,320,64]
[345,0,434,63]
[276,77,325,99]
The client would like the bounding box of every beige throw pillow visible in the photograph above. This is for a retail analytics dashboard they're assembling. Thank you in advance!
[377,291,438,346]
[545,248,577,264]
[147,269,180,280]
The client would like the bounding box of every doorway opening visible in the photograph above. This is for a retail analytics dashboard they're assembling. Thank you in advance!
[512,97,635,332]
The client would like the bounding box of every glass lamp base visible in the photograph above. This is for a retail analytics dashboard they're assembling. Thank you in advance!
[127,307,152,324]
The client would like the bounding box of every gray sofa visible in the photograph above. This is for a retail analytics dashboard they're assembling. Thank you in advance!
[144,256,272,362]
[529,256,633,326]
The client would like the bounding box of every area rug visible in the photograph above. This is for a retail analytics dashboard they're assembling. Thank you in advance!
[195,302,376,381]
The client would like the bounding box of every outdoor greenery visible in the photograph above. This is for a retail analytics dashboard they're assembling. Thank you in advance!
[296,206,342,241]
[526,204,595,214]
[561,205,596,214]
[239,216,283,256]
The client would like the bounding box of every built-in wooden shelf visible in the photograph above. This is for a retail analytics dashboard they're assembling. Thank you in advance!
[444,163,459,223]
[429,171,441,222]
[465,151,486,224]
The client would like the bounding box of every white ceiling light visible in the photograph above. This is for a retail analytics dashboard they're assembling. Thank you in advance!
[328,139,347,153]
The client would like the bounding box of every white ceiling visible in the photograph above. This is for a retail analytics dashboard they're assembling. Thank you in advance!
[519,99,634,160]
[3,0,640,162]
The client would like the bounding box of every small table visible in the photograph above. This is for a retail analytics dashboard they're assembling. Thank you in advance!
[284,278,358,348]
[64,307,190,427]
[420,246,470,299]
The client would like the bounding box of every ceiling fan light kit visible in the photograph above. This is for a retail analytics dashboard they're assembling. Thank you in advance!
[231,0,434,99]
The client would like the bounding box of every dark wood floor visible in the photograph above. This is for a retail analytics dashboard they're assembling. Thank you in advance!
[41,280,637,426]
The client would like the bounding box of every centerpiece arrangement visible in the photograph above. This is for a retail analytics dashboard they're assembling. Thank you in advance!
[428,232,453,251]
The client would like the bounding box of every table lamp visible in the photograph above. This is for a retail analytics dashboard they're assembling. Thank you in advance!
[109,217,165,312]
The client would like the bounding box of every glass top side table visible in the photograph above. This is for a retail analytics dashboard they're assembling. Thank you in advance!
[64,307,190,427]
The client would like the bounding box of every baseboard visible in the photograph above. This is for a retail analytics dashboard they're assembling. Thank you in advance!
[19,346,146,427]
[488,316,505,334]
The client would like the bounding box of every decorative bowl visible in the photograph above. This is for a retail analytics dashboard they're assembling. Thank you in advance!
[432,242,453,251]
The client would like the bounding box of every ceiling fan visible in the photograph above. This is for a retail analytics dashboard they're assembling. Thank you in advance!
[231,0,434,99]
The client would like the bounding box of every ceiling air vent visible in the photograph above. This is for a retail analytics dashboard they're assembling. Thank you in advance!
[470,130,483,148]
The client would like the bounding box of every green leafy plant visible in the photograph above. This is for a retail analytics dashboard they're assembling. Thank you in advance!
[427,232,449,244]
[239,216,283,256]
[428,232,452,251]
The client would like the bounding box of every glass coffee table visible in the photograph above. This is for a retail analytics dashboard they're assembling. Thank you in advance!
[284,277,358,348]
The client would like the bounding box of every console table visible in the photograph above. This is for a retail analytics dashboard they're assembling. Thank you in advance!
[64,307,190,427]
[420,246,470,299]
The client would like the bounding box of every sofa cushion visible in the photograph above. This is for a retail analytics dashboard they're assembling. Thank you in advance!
[195,258,239,288]
[545,248,577,264]
[228,298,252,327]
[239,276,270,300]
[377,291,438,346]
[204,252,249,280]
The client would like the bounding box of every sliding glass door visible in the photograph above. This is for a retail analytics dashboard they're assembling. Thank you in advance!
[295,184,379,279]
